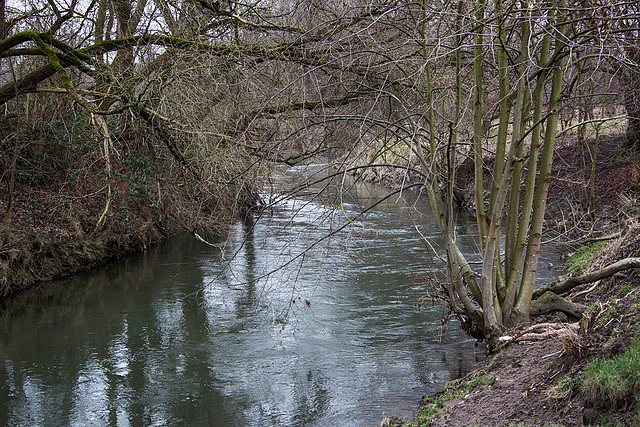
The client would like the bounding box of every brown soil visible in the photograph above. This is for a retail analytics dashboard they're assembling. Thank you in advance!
[385,136,640,427]
[547,135,640,228]
[430,338,586,427]
[413,270,640,427]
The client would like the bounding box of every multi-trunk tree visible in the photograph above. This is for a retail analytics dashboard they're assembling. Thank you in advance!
[418,0,571,344]
[260,0,633,346]
[363,0,636,346]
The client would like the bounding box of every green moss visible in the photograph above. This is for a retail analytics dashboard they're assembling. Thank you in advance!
[549,375,580,401]
[610,323,634,341]
[467,374,491,390]
[414,375,493,426]
[598,305,620,327]
[565,242,604,276]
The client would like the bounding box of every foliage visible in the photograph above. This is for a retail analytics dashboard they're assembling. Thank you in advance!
[2,0,640,343]
[0,99,259,294]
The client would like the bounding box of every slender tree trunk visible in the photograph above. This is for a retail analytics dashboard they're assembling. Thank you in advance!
[502,21,552,322]
[623,68,640,150]
[489,0,509,227]
[504,2,531,282]
[623,27,640,149]
[473,0,487,245]
[514,22,568,320]
[0,0,6,40]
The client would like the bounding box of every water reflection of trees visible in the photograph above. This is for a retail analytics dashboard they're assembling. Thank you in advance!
[0,236,236,425]
[409,323,484,391]
[290,369,330,426]
[1,179,495,426]
[233,215,259,319]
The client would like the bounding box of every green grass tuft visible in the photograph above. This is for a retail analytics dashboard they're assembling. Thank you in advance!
[565,242,604,276]
[582,334,640,406]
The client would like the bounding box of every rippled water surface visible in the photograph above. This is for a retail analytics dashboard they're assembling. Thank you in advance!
[0,165,559,426]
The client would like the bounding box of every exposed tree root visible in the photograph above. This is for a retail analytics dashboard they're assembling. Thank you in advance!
[530,291,586,321]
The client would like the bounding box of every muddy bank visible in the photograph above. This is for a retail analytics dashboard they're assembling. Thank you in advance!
[0,188,260,297]
[389,251,640,426]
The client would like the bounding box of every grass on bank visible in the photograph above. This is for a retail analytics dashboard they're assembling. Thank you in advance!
[416,374,493,423]
[399,286,640,426]
[581,331,640,407]
[379,374,494,426]
[565,241,606,276]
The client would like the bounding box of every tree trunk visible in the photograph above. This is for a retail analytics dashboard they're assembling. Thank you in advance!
[513,20,568,324]
[623,41,640,149]
[529,291,585,321]
[473,0,487,244]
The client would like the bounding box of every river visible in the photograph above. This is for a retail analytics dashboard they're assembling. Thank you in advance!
[0,164,559,426]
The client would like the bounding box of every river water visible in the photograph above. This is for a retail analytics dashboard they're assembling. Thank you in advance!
[0,165,559,426]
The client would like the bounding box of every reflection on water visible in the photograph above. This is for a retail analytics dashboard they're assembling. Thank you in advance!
[0,166,558,426]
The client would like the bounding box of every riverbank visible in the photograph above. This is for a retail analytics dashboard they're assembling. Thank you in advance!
[0,114,261,298]
[0,176,259,298]
[0,164,481,426]
[383,135,640,426]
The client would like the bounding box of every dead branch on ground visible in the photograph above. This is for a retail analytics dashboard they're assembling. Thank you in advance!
[533,257,640,299]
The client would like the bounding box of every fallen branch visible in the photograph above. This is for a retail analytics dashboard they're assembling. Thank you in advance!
[579,231,623,244]
[194,232,225,256]
[572,280,601,298]
[533,257,640,299]
[498,322,580,348]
